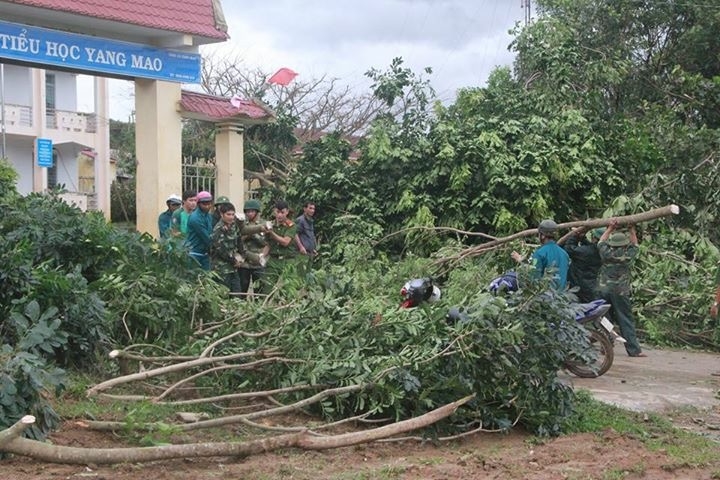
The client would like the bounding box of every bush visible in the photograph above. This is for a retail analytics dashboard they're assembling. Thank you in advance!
[110,179,136,223]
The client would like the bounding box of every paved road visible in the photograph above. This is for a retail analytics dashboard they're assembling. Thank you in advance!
[562,343,720,412]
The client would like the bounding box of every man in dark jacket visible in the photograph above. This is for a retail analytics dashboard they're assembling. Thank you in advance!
[561,227,604,302]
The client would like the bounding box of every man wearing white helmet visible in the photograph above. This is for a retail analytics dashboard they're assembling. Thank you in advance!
[158,194,182,239]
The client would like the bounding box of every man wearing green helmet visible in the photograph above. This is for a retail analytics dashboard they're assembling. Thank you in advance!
[212,196,232,227]
[597,219,645,357]
[238,198,270,297]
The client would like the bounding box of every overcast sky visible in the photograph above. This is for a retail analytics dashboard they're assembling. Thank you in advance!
[102,0,527,121]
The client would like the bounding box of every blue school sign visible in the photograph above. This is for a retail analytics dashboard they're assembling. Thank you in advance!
[0,20,201,83]
[36,138,53,168]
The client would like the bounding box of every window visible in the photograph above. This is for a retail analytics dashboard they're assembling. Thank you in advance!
[45,73,55,111]
[47,151,58,188]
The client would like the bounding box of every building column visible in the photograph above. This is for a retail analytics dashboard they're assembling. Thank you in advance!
[94,76,110,219]
[135,79,182,236]
[214,122,244,205]
[31,68,47,192]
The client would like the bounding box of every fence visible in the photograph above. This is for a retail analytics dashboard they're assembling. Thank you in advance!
[182,156,217,195]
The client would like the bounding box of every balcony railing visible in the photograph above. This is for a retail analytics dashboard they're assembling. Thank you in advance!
[0,103,33,127]
[0,104,98,134]
[46,108,97,133]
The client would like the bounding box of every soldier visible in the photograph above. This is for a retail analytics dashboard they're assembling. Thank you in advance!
[238,199,270,298]
[212,195,232,227]
[210,202,243,293]
[597,220,645,357]
[560,227,604,302]
[210,201,267,295]
[264,200,299,291]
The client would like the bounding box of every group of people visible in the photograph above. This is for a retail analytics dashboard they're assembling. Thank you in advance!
[512,218,645,358]
[157,191,318,297]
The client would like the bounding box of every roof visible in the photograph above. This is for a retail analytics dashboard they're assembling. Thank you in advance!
[3,0,228,40]
[179,90,275,124]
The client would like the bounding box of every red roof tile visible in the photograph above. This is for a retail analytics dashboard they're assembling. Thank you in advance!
[180,90,275,123]
[4,0,228,40]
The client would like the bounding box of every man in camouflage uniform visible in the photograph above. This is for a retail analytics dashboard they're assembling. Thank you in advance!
[210,202,243,293]
[210,202,267,296]
[238,199,270,297]
[597,220,645,357]
[263,200,299,291]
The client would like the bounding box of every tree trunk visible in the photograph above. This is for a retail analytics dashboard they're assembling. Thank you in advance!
[0,395,473,465]
[441,204,679,264]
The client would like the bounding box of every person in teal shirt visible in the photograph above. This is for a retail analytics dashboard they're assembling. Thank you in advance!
[158,194,181,239]
[512,219,570,290]
[186,191,214,270]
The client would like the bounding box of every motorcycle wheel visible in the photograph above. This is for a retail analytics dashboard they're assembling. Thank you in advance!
[565,329,614,378]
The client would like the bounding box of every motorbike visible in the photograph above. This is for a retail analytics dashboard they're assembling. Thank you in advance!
[400,275,625,378]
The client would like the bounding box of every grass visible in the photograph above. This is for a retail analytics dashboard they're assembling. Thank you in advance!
[54,371,242,445]
[563,389,719,469]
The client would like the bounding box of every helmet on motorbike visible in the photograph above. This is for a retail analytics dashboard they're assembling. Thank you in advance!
[244,199,262,211]
[488,271,519,295]
[400,278,441,308]
[538,219,558,237]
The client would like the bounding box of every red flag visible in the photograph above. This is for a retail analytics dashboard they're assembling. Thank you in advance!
[267,67,298,86]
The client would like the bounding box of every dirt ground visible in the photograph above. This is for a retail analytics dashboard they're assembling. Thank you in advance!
[3,344,720,480]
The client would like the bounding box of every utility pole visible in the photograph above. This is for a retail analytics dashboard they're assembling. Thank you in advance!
[521,0,532,26]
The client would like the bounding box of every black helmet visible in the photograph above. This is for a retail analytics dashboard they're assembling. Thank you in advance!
[538,219,558,237]
[400,278,441,308]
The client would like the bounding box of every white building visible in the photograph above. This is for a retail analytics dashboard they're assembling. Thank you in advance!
[2,64,108,210]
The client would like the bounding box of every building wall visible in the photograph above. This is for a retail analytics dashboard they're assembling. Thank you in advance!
[2,65,104,199]
[51,71,78,112]
[53,143,80,191]
[5,137,34,194]
[3,65,32,105]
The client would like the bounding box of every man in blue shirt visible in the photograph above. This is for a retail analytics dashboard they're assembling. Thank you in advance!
[186,191,214,270]
[512,219,570,289]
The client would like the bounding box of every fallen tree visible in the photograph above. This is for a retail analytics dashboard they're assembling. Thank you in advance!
[436,204,680,265]
[0,396,473,465]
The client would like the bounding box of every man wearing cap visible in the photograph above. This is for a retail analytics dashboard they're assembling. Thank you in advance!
[512,219,570,290]
[158,194,182,239]
[598,220,645,357]
[559,227,604,302]
[186,191,215,270]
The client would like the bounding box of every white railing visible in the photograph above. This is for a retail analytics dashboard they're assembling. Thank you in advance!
[1,103,33,127]
[47,108,97,133]
[58,191,98,212]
